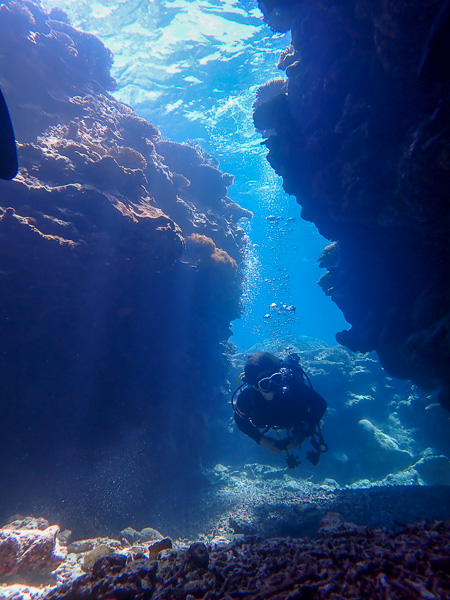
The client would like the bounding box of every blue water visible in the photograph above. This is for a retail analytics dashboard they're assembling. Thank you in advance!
[41,0,348,350]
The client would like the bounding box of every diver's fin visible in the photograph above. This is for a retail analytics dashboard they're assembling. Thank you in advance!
[417,0,450,81]
[0,87,18,180]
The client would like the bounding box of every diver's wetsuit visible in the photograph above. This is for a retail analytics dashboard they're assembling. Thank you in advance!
[234,379,327,444]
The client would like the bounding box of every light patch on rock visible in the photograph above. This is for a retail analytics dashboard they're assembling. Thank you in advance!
[82,544,113,571]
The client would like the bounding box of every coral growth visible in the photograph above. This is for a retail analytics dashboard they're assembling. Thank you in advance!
[0,0,247,526]
[186,234,237,269]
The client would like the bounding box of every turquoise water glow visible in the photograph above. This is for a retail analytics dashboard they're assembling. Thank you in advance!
[41,0,348,350]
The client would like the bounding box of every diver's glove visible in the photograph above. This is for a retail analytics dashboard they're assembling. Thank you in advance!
[273,437,292,451]
[286,454,301,469]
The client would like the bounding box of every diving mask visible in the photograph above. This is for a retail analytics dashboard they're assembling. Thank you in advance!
[257,371,283,393]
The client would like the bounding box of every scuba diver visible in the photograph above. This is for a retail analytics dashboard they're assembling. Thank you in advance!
[232,352,328,468]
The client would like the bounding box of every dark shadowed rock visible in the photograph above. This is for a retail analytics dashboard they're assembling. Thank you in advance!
[0,0,247,530]
[255,0,450,409]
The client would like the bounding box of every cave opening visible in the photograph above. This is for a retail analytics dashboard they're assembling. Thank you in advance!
[0,0,449,546]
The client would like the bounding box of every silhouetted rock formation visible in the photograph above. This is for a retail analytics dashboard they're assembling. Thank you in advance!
[255,0,450,408]
[0,0,247,527]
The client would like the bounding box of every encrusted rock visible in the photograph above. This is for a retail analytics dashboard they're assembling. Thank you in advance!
[148,538,172,561]
[82,544,113,571]
[46,554,157,600]
[67,538,122,555]
[2,518,50,531]
[0,583,46,599]
[184,542,209,571]
[317,511,358,535]
[0,525,66,580]
[120,527,164,546]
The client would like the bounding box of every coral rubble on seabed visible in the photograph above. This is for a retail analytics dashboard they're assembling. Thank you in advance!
[1,516,449,599]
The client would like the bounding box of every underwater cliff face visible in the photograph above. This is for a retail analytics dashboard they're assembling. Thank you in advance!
[0,0,246,524]
[255,0,450,406]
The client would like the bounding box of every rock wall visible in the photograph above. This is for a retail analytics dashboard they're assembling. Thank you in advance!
[255,0,450,408]
[0,0,248,529]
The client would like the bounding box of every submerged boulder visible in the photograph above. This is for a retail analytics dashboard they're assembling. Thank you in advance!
[0,524,66,581]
